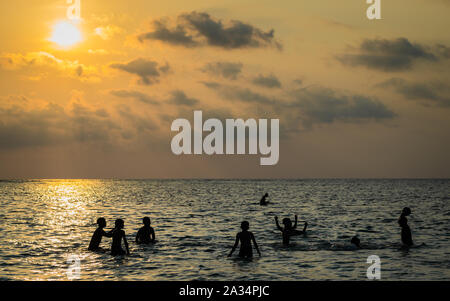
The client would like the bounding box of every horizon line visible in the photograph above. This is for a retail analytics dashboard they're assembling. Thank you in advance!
[1,177,449,181]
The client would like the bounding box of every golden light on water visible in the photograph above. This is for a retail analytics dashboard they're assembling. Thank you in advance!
[41,181,89,228]
[49,21,82,47]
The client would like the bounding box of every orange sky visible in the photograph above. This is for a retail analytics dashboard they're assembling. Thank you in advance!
[0,0,449,178]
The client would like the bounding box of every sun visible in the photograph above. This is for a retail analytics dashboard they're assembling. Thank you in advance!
[49,21,82,47]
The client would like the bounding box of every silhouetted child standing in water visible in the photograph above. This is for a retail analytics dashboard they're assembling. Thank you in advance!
[228,221,261,258]
[111,219,130,256]
[398,207,413,246]
[88,218,113,251]
[275,215,308,245]
[136,217,155,244]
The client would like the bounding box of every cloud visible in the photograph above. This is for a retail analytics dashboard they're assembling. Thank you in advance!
[199,81,222,89]
[138,19,198,47]
[88,49,109,55]
[110,58,170,85]
[94,25,123,40]
[223,87,278,105]
[293,79,303,86]
[0,98,164,151]
[202,82,396,130]
[337,38,442,71]
[138,11,281,50]
[376,78,450,107]
[0,51,99,81]
[201,61,243,80]
[324,19,355,30]
[168,90,199,106]
[292,87,397,125]
[111,89,199,107]
[116,105,159,133]
[110,90,159,105]
[252,74,282,88]
[0,102,119,150]
[435,44,450,59]
[201,81,278,105]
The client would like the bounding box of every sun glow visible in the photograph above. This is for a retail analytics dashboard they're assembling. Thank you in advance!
[49,21,82,47]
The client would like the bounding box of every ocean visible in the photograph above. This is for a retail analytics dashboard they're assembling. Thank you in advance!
[0,179,448,281]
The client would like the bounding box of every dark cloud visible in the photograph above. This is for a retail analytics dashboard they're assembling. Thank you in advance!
[223,87,277,105]
[292,87,397,125]
[252,74,282,88]
[435,44,450,59]
[138,11,281,50]
[168,90,199,106]
[199,81,222,89]
[111,89,199,107]
[202,82,277,105]
[138,19,198,47]
[337,38,441,71]
[376,78,450,107]
[95,109,109,118]
[202,82,396,130]
[0,103,119,150]
[110,90,159,105]
[0,100,165,151]
[324,19,355,30]
[116,105,159,133]
[163,106,234,125]
[202,61,243,80]
[110,58,170,85]
[293,79,303,86]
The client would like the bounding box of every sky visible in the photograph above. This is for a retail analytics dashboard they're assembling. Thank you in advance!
[0,0,449,179]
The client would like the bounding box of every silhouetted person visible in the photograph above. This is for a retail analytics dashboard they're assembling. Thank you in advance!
[351,236,361,249]
[398,207,413,246]
[228,221,261,258]
[111,219,130,256]
[88,217,113,251]
[260,193,269,206]
[275,215,308,245]
[136,217,155,244]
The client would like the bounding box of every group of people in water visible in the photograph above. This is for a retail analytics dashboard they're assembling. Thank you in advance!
[228,215,308,258]
[88,217,155,255]
[88,193,415,258]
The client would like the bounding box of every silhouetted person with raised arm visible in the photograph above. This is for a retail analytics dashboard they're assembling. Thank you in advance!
[398,207,413,246]
[260,193,269,206]
[88,217,113,251]
[136,217,155,244]
[228,221,261,258]
[275,215,308,245]
[111,219,130,256]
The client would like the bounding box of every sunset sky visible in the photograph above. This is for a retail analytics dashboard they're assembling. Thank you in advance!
[0,0,449,178]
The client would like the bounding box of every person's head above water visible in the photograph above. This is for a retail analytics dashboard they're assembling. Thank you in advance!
[97,217,106,228]
[241,221,250,231]
[143,217,151,226]
[282,218,292,229]
[351,236,361,248]
[264,193,269,197]
[115,219,124,229]
[402,207,412,216]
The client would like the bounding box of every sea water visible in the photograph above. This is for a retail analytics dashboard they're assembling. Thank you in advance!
[0,179,448,280]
